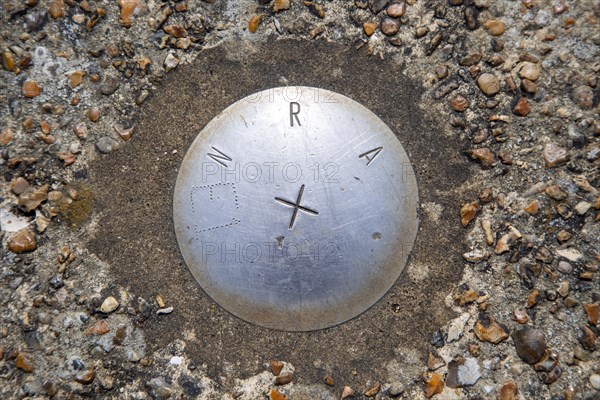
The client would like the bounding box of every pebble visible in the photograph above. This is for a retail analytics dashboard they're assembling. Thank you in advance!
[113,124,135,141]
[146,377,174,399]
[86,107,101,122]
[423,372,444,398]
[156,306,174,315]
[513,308,529,324]
[9,229,37,253]
[431,330,445,347]
[495,226,521,254]
[269,389,288,400]
[68,70,85,88]
[427,350,445,370]
[583,303,599,326]
[574,346,589,362]
[369,0,389,14]
[542,143,569,167]
[49,0,65,19]
[468,147,496,169]
[275,372,293,385]
[248,15,263,33]
[2,51,16,71]
[462,249,489,263]
[11,177,30,195]
[304,1,325,18]
[545,185,567,201]
[481,219,494,245]
[574,201,591,215]
[446,357,480,388]
[518,62,541,81]
[590,374,600,390]
[100,75,120,96]
[533,350,559,373]
[388,381,405,397]
[512,327,547,365]
[572,85,593,109]
[557,281,569,297]
[579,326,597,350]
[364,22,378,36]
[526,289,540,308]
[164,53,180,72]
[85,320,110,336]
[483,20,505,36]
[464,5,478,30]
[73,122,88,139]
[477,73,500,96]
[459,52,482,67]
[100,296,119,313]
[96,137,120,154]
[113,324,126,345]
[364,382,381,397]
[164,25,187,38]
[557,261,573,274]
[273,0,290,12]
[556,248,582,262]
[539,363,562,385]
[118,0,146,27]
[557,204,575,219]
[340,386,354,399]
[460,201,479,227]
[387,2,405,18]
[271,360,284,376]
[474,314,509,344]
[523,200,539,215]
[75,368,96,384]
[0,127,13,145]
[450,94,469,112]
[23,335,43,357]
[16,352,35,372]
[381,17,400,36]
[434,78,458,99]
[434,65,448,79]
[415,26,428,38]
[521,79,537,94]
[498,382,518,400]
[513,97,531,116]
[23,80,42,98]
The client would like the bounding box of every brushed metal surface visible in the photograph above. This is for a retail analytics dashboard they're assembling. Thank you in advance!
[173,86,419,331]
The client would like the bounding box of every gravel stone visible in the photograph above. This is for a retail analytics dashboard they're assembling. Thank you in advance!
[96,137,120,154]
[477,73,500,96]
[512,327,547,365]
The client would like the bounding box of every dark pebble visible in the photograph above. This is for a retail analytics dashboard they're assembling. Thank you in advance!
[464,6,479,30]
[100,76,120,96]
[512,327,547,364]
[72,358,85,370]
[48,275,64,289]
[579,326,597,350]
[434,78,459,99]
[431,330,445,347]
[369,0,389,14]
[491,38,504,52]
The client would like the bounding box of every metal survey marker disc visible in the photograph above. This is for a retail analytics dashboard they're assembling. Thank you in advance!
[173,86,419,331]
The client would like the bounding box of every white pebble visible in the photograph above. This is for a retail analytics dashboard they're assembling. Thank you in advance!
[170,356,183,365]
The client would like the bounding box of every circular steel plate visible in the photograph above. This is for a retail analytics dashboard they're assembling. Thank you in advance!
[173,86,419,331]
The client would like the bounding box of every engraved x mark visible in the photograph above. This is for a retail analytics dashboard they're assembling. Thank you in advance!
[274,184,319,229]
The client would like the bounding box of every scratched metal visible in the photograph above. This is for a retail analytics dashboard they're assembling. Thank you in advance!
[173,86,419,331]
